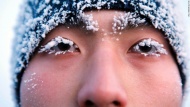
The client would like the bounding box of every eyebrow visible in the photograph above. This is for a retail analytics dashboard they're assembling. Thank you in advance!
[64,12,152,33]
[112,12,152,32]
[63,21,96,35]
[64,13,99,33]
[126,20,152,29]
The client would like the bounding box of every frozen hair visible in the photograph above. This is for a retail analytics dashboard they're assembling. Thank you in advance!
[12,0,188,106]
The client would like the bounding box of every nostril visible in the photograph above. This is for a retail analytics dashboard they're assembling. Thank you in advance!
[112,100,120,106]
[85,100,95,106]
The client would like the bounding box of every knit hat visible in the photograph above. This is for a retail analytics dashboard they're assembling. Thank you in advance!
[12,0,188,106]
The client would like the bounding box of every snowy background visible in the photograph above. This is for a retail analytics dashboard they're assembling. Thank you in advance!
[0,0,189,107]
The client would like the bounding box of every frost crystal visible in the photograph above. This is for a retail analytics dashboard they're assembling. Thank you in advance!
[22,72,40,92]
[79,13,99,32]
[112,12,146,33]
[52,0,60,4]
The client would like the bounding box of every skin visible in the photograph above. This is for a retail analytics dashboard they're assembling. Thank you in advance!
[20,11,182,107]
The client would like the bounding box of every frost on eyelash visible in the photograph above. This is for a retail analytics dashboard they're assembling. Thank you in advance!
[133,38,168,57]
[112,12,146,33]
[38,36,75,55]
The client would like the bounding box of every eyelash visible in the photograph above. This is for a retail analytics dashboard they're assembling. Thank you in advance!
[39,37,167,57]
[129,38,168,57]
[38,36,79,55]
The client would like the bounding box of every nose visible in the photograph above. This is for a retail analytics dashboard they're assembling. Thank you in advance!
[77,47,127,107]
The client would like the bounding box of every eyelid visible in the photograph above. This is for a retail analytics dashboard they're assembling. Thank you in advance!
[38,36,79,55]
[128,38,168,57]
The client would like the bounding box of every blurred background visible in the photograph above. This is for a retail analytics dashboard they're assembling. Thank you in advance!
[0,0,22,106]
[0,0,190,107]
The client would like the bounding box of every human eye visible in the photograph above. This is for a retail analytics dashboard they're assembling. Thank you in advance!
[38,36,79,55]
[129,38,168,57]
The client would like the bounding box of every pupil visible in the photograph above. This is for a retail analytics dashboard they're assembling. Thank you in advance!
[58,43,71,51]
[85,100,94,106]
[139,45,152,53]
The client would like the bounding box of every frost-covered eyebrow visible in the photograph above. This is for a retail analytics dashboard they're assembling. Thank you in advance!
[112,12,151,32]
[63,12,151,33]
[125,20,151,29]
[64,13,99,32]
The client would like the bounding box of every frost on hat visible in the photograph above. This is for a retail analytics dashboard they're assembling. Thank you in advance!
[12,0,188,105]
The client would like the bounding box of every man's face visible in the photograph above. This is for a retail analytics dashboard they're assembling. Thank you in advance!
[20,10,182,107]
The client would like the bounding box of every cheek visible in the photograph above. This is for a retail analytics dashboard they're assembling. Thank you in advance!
[20,63,80,106]
[137,75,182,105]
[20,71,46,106]
[124,57,182,106]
